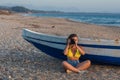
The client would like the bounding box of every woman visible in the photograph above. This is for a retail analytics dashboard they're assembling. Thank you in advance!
[62,34,91,73]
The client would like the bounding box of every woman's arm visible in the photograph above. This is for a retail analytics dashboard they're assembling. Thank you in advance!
[76,45,85,55]
[75,39,85,55]
[63,39,70,55]
[63,44,69,55]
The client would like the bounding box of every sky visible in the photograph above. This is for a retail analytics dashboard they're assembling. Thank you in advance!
[0,0,120,13]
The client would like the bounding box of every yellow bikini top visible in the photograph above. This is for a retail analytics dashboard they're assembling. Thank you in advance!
[66,48,81,58]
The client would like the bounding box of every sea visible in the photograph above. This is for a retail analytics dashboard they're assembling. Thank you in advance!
[25,12,120,27]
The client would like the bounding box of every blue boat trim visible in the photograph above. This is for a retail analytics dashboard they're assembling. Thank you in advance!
[24,36,120,49]
[25,38,120,65]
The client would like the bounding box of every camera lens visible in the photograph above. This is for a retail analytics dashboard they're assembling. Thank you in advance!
[70,39,75,44]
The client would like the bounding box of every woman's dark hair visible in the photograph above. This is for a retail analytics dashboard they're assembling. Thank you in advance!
[67,34,78,40]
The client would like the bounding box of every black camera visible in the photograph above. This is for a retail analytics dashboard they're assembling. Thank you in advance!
[70,39,75,44]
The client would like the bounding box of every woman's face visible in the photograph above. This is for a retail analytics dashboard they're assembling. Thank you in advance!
[71,36,78,44]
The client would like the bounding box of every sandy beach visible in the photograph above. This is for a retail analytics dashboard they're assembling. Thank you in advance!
[0,14,120,80]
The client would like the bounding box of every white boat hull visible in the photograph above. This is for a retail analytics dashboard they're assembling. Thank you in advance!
[22,29,120,65]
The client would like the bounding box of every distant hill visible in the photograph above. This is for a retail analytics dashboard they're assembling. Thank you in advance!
[0,6,63,13]
[0,6,10,10]
[10,6,30,13]
[0,6,12,15]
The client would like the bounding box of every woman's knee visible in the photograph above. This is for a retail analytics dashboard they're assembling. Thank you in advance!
[86,60,91,65]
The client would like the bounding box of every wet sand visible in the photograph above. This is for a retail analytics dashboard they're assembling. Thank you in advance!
[0,14,120,80]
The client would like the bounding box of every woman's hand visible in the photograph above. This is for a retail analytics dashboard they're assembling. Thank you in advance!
[75,40,78,46]
[67,39,71,45]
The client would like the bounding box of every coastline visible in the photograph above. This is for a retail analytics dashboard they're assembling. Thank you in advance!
[0,14,120,80]
[10,14,120,40]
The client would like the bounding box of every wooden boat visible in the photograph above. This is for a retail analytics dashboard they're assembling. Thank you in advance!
[22,29,120,65]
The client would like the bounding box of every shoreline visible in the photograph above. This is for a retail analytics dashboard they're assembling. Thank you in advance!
[21,14,120,40]
[0,14,120,80]
[24,12,120,28]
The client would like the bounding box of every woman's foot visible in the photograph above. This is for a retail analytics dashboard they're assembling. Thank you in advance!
[66,69,72,74]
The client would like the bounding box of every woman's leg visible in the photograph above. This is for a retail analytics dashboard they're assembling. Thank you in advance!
[62,61,79,73]
[76,60,91,70]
